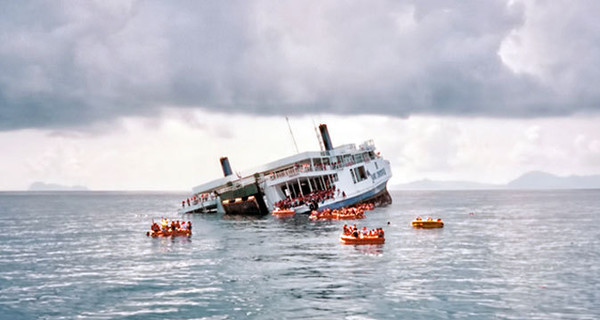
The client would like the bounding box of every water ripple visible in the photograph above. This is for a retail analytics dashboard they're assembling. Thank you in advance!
[0,190,599,319]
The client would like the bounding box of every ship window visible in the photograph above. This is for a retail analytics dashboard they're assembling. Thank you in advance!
[351,166,368,183]
[353,154,364,164]
[357,166,367,181]
[374,162,379,170]
[344,154,352,166]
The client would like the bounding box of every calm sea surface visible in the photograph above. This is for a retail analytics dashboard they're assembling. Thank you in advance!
[0,190,598,319]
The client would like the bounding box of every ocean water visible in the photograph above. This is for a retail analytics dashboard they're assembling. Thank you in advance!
[0,190,598,319]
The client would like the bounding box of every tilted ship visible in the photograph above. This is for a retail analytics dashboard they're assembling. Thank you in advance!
[178,124,392,216]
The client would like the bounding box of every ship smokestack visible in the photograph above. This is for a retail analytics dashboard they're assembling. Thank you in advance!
[318,124,334,151]
[220,157,233,177]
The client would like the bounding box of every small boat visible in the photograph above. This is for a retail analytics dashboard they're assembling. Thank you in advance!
[412,217,444,229]
[308,203,373,221]
[339,234,385,245]
[272,208,295,217]
[147,229,191,237]
[309,211,365,221]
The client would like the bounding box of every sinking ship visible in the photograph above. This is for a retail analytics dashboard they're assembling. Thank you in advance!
[178,124,392,215]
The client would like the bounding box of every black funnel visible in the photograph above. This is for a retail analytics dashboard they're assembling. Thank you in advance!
[220,157,233,177]
[319,124,334,151]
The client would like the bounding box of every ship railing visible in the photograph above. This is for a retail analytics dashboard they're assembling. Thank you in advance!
[329,163,344,170]
[269,167,301,180]
[181,196,218,212]
[268,163,345,182]
[183,193,217,208]
[191,196,217,206]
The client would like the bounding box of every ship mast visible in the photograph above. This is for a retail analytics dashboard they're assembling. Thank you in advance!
[313,118,324,151]
[285,116,300,153]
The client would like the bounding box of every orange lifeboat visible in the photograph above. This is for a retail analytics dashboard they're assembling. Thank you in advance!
[339,234,385,245]
[310,208,365,221]
[147,229,191,237]
[412,217,444,229]
[272,208,295,217]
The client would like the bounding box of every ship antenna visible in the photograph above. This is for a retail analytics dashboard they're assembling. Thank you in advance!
[313,118,324,151]
[285,116,300,153]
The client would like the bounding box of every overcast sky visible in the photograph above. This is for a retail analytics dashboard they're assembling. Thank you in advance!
[1,0,599,190]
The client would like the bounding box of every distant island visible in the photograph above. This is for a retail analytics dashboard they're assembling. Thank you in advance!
[392,179,501,190]
[506,171,600,189]
[392,171,600,190]
[28,182,89,191]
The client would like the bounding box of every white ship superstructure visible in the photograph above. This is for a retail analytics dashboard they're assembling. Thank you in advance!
[179,124,392,215]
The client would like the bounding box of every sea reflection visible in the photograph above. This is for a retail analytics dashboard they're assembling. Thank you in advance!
[0,190,599,319]
[350,244,385,256]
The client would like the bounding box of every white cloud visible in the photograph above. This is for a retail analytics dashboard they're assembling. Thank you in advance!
[1,112,599,190]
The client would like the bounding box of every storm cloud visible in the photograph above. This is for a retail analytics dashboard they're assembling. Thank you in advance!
[1,0,599,131]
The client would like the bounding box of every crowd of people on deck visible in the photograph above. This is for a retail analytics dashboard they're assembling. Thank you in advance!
[312,162,346,171]
[309,202,375,220]
[274,187,337,209]
[181,193,216,208]
[147,218,192,237]
[342,224,384,238]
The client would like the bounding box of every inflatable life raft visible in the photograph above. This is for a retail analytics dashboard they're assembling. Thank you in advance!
[309,210,365,221]
[412,217,444,229]
[147,229,191,237]
[272,208,295,217]
[339,234,385,245]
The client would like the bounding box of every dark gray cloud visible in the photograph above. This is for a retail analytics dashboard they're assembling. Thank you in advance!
[1,0,599,131]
